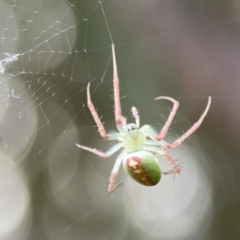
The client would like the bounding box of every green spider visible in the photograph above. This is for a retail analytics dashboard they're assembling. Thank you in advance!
[76,44,211,193]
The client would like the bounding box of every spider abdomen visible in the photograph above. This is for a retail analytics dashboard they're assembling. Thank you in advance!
[123,151,161,186]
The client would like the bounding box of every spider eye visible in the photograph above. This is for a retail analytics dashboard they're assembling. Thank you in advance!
[127,124,138,131]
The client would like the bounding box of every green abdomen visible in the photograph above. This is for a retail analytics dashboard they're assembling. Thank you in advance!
[123,151,161,186]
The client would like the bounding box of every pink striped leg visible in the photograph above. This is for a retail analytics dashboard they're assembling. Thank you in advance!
[164,96,212,149]
[75,142,122,158]
[154,96,179,141]
[112,44,124,126]
[87,84,118,140]
[144,146,181,175]
[108,151,126,193]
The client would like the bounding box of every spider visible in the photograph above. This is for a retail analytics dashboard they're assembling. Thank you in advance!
[76,44,211,193]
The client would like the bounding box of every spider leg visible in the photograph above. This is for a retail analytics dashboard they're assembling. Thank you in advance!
[154,96,179,141]
[141,125,166,147]
[146,139,168,146]
[164,96,211,149]
[143,146,181,175]
[87,83,117,140]
[75,142,122,158]
[131,107,140,127]
[108,151,127,193]
[112,44,125,127]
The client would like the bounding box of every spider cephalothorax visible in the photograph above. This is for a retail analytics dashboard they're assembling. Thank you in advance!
[76,44,211,193]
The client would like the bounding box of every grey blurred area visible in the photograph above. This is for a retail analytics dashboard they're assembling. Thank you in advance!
[0,0,240,239]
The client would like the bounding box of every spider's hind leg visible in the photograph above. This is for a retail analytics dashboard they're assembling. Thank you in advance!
[108,151,127,193]
[162,159,183,176]
[143,146,181,175]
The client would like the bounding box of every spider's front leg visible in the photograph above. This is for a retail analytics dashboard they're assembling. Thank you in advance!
[154,96,180,141]
[163,96,212,149]
[85,44,127,138]
[111,44,128,132]
[86,83,114,140]
[145,96,211,149]
[111,44,122,126]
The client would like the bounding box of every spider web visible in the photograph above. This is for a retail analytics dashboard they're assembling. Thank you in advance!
[0,0,240,240]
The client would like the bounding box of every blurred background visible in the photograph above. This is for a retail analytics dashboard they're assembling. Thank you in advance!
[0,0,240,239]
